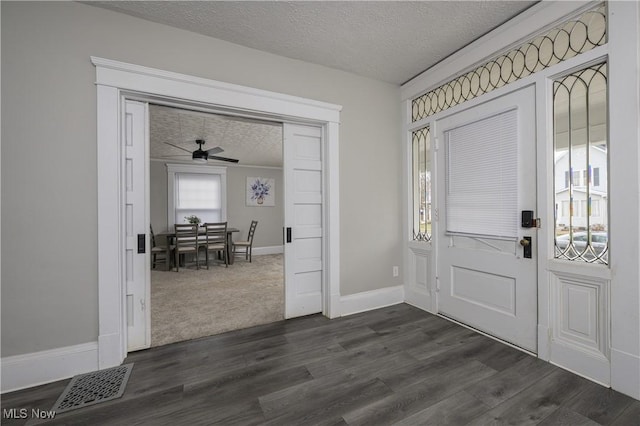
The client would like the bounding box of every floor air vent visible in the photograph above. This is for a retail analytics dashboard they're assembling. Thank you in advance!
[51,363,133,414]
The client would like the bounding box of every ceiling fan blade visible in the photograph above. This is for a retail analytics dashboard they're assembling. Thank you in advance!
[208,155,239,163]
[164,142,192,153]
[204,146,224,155]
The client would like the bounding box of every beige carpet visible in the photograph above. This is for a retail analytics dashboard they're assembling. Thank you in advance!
[150,254,284,347]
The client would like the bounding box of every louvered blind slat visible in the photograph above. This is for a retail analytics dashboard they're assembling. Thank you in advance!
[445,109,518,239]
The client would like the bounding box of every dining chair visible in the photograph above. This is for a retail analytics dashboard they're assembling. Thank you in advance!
[200,222,228,269]
[174,223,200,271]
[233,220,258,262]
[150,224,173,270]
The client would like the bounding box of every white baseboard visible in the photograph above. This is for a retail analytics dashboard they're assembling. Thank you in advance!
[249,245,283,256]
[404,287,435,314]
[1,342,98,393]
[611,348,640,400]
[340,285,405,317]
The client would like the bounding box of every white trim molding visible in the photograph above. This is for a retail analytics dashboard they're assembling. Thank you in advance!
[1,342,98,393]
[94,57,342,369]
[340,286,405,317]
[92,57,341,123]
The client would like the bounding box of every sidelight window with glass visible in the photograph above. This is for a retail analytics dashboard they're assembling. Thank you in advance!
[553,63,608,264]
[412,126,432,241]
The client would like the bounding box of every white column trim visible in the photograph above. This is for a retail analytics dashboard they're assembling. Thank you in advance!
[608,0,640,400]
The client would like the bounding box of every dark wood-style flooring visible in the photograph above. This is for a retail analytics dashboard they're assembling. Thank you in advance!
[2,304,639,425]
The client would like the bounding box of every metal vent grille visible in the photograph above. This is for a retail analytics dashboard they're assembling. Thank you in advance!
[51,364,134,414]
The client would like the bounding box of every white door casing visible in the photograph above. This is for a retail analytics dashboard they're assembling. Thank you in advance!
[123,100,151,351]
[284,124,324,318]
[95,57,341,369]
[436,86,537,352]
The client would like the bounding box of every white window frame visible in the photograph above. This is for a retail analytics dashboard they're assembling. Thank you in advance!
[166,163,227,229]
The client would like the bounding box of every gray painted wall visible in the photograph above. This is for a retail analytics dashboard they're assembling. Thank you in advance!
[150,161,284,248]
[1,1,402,357]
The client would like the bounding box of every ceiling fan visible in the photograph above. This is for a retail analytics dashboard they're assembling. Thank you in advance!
[164,139,239,163]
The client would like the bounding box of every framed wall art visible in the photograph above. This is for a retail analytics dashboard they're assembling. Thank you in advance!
[246,177,275,206]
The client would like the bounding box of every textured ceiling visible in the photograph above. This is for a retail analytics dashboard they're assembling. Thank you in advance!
[86,1,536,85]
[150,105,283,167]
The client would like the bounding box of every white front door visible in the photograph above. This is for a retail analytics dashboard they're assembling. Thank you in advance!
[436,86,537,352]
[124,100,151,351]
[283,123,323,318]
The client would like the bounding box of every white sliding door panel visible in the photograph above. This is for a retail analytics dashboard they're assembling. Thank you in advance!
[284,124,324,318]
[437,86,538,352]
[124,100,150,351]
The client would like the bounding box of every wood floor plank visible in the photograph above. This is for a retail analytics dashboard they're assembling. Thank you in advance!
[182,364,313,404]
[465,368,593,426]
[337,328,431,352]
[343,359,496,425]
[392,390,490,426]
[265,379,392,425]
[610,401,640,426]
[304,342,394,378]
[564,380,636,425]
[259,373,393,425]
[405,325,487,361]
[156,399,266,426]
[473,339,530,371]
[378,335,498,391]
[244,339,346,367]
[465,354,558,408]
[536,406,601,426]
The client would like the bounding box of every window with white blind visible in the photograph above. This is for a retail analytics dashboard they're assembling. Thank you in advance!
[445,109,518,239]
[175,173,221,224]
[166,164,227,228]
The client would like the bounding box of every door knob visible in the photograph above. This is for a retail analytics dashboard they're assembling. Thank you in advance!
[519,239,530,247]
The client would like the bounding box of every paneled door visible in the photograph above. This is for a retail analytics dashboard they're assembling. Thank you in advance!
[124,100,151,351]
[283,123,323,318]
[436,86,537,352]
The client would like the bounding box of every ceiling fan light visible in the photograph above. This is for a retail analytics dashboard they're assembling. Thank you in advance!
[192,150,208,163]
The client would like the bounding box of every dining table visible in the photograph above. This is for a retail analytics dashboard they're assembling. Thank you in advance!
[157,227,240,271]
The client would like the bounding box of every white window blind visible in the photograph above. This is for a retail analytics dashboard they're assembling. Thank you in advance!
[175,173,222,224]
[445,109,518,239]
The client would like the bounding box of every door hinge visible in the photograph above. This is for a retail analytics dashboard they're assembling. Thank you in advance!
[536,218,542,228]
[547,328,552,340]
[140,299,146,312]
[434,137,439,151]
[434,208,439,221]
[435,277,441,293]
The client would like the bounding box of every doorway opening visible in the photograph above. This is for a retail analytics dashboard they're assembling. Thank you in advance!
[148,104,285,347]
[94,57,341,368]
